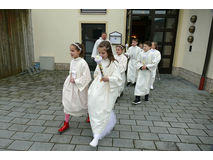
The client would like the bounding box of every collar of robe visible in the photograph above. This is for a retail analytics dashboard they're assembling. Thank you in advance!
[73,57,82,61]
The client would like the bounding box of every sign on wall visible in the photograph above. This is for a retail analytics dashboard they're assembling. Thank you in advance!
[109,31,122,45]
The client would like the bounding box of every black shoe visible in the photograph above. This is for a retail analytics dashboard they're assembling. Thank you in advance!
[132,96,141,105]
[126,82,131,87]
[133,83,136,86]
[145,94,149,101]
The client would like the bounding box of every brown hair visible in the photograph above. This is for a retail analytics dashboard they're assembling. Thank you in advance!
[71,42,85,58]
[143,41,152,47]
[116,44,125,51]
[152,42,158,50]
[132,38,138,42]
[98,41,116,67]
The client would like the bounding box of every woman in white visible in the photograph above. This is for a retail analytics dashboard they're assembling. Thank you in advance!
[88,41,122,147]
[132,41,156,105]
[125,38,141,86]
[150,42,161,90]
[114,45,127,96]
[58,43,91,133]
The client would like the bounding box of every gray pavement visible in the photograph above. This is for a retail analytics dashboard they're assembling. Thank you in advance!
[0,71,213,151]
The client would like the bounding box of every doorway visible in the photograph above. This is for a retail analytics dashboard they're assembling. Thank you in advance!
[126,9,179,74]
[81,23,106,71]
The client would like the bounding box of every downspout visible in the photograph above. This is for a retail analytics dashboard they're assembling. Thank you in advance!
[199,16,213,90]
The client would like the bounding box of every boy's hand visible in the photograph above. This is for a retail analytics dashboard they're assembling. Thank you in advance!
[70,78,75,83]
[142,65,147,70]
[101,76,109,82]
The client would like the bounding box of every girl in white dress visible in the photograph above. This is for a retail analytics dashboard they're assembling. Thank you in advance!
[58,43,91,133]
[88,41,122,147]
[114,45,127,97]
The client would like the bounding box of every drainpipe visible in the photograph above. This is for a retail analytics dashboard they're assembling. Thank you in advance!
[199,16,213,90]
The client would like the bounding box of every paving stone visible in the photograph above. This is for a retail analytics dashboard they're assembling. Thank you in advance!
[8,124,28,132]
[186,129,208,136]
[119,148,141,151]
[26,126,46,133]
[29,142,54,151]
[8,140,33,150]
[50,135,72,144]
[52,144,75,151]
[81,129,93,136]
[43,120,62,127]
[136,120,153,126]
[31,133,53,142]
[23,114,40,119]
[75,145,97,151]
[0,130,15,138]
[11,132,34,141]
[131,125,149,132]
[38,115,55,120]
[155,141,178,151]
[204,129,213,136]
[130,115,146,120]
[43,127,59,134]
[27,119,46,126]
[176,143,200,151]
[146,116,162,121]
[187,123,206,129]
[105,131,119,138]
[170,122,188,128]
[71,136,92,145]
[134,140,156,150]
[149,126,169,134]
[178,135,202,143]
[98,146,119,151]
[198,136,213,145]
[139,133,159,141]
[11,117,30,124]
[153,121,171,127]
[120,131,139,139]
[0,138,13,148]
[0,122,11,129]
[113,139,134,148]
[114,124,131,131]
[120,119,136,125]
[78,122,91,129]
[0,116,14,123]
[39,110,55,115]
[8,111,25,118]
[158,134,180,142]
[98,138,113,147]
[168,128,188,135]
[198,144,212,151]
[116,114,129,119]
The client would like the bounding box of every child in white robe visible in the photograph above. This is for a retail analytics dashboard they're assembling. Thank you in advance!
[132,41,156,105]
[58,43,91,133]
[88,41,122,147]
[150,42,161,90]
[125,38,141,86]
[114,45,127,97]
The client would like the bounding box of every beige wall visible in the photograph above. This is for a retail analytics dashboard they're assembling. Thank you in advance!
[31,9,126,63]
[173,9,213,79]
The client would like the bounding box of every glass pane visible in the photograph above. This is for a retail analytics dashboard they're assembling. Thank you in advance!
[85,41,94,53]
[164,32,174,42]
[132,10,150,14]
[167,10,178,15]
[155,10,166,14]
[153,32,163,42]
[166,18,176,29]
[163,45,172,56]
[132,16,141,21]
[154,18,165,29]
[161,58,170,68]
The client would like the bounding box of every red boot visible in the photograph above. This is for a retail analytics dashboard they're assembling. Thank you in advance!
[86,115,90,123]
[58,121,69,133]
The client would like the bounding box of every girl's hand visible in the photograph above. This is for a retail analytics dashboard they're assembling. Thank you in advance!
[70,78,75,83]
[101,76,109,82]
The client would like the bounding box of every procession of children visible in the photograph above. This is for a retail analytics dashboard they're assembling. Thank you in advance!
[58,32,161,147]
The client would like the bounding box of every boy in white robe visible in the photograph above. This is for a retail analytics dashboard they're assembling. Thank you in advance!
[150,42,161,90]
[58,43,91,133]
[139,42,144,52]
[114,45,127,97]
[132,41,156,105]
[88,41,122,147]
[91,32,112,58]
[125,38,141,86]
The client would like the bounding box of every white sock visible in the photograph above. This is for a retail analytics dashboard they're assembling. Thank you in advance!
[89,138,99,147]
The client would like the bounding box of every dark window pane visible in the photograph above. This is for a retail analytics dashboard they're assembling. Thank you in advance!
[167,10,178,15]
[132,10,150,14]
[161,58,170,68]
[153,32,163,42]
[164,32,174,42]
[154,18,165,29]
[163,45,172,56]
[155,10,166,14]
[81,9,106,14]
[166,18,176,29]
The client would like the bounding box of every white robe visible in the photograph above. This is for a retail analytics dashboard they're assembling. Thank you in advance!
[91,37,111,58]
[125,46,141,83]
[62,57,91,116]
[150,49,161,86]
[114,54,127,96]
[134,50,156,96]
[88,59,122,136]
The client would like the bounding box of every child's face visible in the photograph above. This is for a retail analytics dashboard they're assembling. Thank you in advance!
[132,40,138,46]
[70,45,80,58]
[143,44,151,52]
[116,47,123,56]
[98,47,108,60]
[151,42,156,49]
[139,44,143,49]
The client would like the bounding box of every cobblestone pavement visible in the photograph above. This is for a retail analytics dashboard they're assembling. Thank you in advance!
[0,71,213,151]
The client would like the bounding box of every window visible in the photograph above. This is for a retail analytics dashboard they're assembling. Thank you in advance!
[81,9,106,14]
